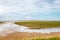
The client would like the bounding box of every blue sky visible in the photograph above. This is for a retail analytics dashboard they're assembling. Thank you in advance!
[0,0,60,20]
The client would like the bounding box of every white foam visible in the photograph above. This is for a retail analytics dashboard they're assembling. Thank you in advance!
[0,22,60,36]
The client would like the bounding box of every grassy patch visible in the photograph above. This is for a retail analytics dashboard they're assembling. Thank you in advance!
[15,21,60,29]
[31,37,60,40]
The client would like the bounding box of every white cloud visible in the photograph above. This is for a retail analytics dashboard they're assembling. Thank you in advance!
[25,16,31,19]
[21,13,31,14]
[0,0,37,15]
[0,0,60,15]
[0,6,17,15]
[0,6,8,15]
[53,0,60,9]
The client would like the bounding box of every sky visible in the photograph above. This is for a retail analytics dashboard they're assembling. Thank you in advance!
[0,0,60,20]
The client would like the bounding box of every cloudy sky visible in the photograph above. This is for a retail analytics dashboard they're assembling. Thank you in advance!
[0,0,60,20]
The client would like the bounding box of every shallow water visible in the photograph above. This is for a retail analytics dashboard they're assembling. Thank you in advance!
[26,28,60,33]
[0,22,60,35]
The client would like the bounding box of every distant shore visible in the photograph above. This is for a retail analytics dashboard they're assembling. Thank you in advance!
[15,21,60,29]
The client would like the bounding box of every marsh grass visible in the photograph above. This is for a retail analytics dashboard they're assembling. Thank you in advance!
[15,21,60,29]
[31,37,60,40]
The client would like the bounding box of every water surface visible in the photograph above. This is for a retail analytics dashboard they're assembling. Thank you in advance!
[0,22,60,34]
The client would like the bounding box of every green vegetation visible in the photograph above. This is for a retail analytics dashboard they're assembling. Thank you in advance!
[31,37,60,40]
[15,21,60,29]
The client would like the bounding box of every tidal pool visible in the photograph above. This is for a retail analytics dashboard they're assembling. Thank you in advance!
[0,22,60,35]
